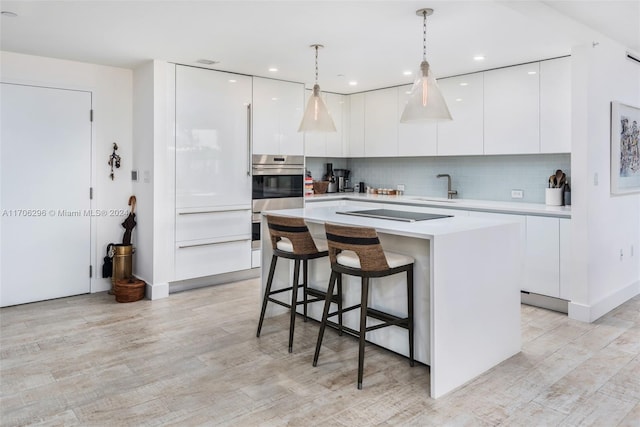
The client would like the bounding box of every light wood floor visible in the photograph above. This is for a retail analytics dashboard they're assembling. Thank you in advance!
[1,278,638,426]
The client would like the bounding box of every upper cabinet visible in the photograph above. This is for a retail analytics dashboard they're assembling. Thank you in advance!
[348,93,365,157]
[437,73,484,156]
[540,57,571,153]
[397,85,437,156]
[364,87,398,157]
[252,77,304,156]
[484,62,540,154]
[304,91,348,157]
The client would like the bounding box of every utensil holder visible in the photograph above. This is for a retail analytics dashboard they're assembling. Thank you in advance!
[545,188,564,206]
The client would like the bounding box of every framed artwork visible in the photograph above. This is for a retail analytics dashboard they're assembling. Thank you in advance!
[611,101,640,195]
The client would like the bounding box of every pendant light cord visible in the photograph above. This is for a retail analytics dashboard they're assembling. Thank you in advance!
[422,10,427,62]
[315,45,319,84]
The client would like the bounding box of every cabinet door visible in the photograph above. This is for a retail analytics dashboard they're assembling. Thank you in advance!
[523,216,560,297]
[437,73,484,155]
[348,93,365,157]
[364,88,398,157]
[253,77,304,155]
[559,218,571,300]
[175,66,252,208]
[397,85,437,156]
[540,57,571,153]
[326,93,346,157]
[484,63,540,154]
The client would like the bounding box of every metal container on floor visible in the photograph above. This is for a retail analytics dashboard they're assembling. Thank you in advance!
[110,244,133,294]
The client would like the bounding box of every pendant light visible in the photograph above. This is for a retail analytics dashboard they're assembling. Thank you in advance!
[298,44,337,133]
[400,8,452,122]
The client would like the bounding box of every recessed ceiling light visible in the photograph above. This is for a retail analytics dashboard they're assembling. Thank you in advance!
[271,97,279,101]
[473,55,485,61]
[405,90,412,95]
[228,79,237,83]
[527,71,537,75]
[403,71,412,76]
[459,82,469,86]
[268,67,278,72]
[1,11,18,17]
[456,98,463,102]
[196,59,219,65]
[348,81,358,86]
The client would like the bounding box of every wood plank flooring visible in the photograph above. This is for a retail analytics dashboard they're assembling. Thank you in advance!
[1,278,638,426]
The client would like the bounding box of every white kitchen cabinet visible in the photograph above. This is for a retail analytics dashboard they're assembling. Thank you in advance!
[559,218,571,300]
[523,215,560,297]
[348,93,365,157]
[484,63,540,154]
[175,65,252,280]
[397,85,437,156]
[437,73,484,155]
[540,57,571,153]
[304,91,346,157]
[364,87,398,157]
[252,77,304,156]
[175,66,252,209]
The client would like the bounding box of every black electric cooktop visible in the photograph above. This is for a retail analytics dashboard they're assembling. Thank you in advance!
[337,209,452,222]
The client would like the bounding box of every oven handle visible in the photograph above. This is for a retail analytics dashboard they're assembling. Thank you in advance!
[246,103,252,177]
[251,167,305,175]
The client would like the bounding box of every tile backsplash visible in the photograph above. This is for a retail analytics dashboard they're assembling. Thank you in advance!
[306,154,571,203]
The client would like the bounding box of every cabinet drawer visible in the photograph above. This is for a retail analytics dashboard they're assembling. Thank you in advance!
[176,209,251,242]
[175,238,251,280]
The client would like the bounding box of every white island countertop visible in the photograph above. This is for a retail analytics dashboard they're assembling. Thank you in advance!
[305,192,572,218]
[262,205,522,398]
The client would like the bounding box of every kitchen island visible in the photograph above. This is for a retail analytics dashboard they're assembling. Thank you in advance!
[261,205,522,398]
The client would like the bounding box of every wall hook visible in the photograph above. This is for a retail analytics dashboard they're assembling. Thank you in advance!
[108,142,121,180]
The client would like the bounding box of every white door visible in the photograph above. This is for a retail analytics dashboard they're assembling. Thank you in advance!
[1,83,92,307]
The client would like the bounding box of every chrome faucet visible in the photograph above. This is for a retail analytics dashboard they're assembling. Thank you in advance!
[436,174,458,199]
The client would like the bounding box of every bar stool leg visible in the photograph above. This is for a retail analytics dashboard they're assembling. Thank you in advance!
[313,270,337,367]
[407,267,415,367]
[303,259,309,322]
[289,259,301,353]
[357,277,370,390]
[257,255,278,338]
[337,273,343,336]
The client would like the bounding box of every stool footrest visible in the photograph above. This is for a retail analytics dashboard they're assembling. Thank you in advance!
[267,297,292,310]
[366,307,410,329]
[268,286,293,296]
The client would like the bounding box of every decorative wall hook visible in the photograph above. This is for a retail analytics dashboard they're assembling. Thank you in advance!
[108,142,121,180]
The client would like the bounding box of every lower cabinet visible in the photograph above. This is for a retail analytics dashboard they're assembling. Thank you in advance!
[175,208,252,281]
[524,216,560,298]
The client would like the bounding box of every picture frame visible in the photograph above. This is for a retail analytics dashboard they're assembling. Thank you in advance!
[611,101,640,195]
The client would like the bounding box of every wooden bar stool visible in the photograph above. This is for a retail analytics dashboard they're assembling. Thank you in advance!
[313,222,415,389]
[256,214,342,353]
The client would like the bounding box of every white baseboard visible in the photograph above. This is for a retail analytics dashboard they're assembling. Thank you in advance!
[146,282,169,300]
[569,279,640,322]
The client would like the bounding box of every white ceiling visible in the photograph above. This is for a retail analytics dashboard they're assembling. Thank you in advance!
[1,1,638,93]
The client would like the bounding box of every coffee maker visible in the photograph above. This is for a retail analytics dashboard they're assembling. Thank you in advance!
[324,163,338,193]
[334,168,351,192]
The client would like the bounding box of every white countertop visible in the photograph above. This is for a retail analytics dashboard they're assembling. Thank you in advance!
[265,206,519,239]
[305,192,572,218]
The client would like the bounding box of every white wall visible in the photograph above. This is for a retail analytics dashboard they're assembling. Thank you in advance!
[131,60,175,299]
[0,51,133,293]
[569,40,640,321]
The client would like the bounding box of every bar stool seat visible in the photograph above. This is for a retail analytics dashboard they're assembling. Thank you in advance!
[313,222,415,389]
[257,215,342,353]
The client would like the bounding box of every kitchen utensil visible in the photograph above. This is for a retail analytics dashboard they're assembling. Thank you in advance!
[549,175,556,188]
[558,172,566,188]
[555,170,563,188]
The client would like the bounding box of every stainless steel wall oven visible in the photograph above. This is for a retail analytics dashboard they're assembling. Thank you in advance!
[252,155,304,249]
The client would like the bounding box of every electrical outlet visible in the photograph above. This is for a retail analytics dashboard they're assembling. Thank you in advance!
[131,170,138,181]
[594,173,599,186]
[620,248,624,261]
[631,245,634,257]
[397,184,405,191]
[511,189,524,199]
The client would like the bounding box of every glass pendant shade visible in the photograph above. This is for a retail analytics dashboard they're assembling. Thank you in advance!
[298,84,337,132]
[400,60,452,122]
